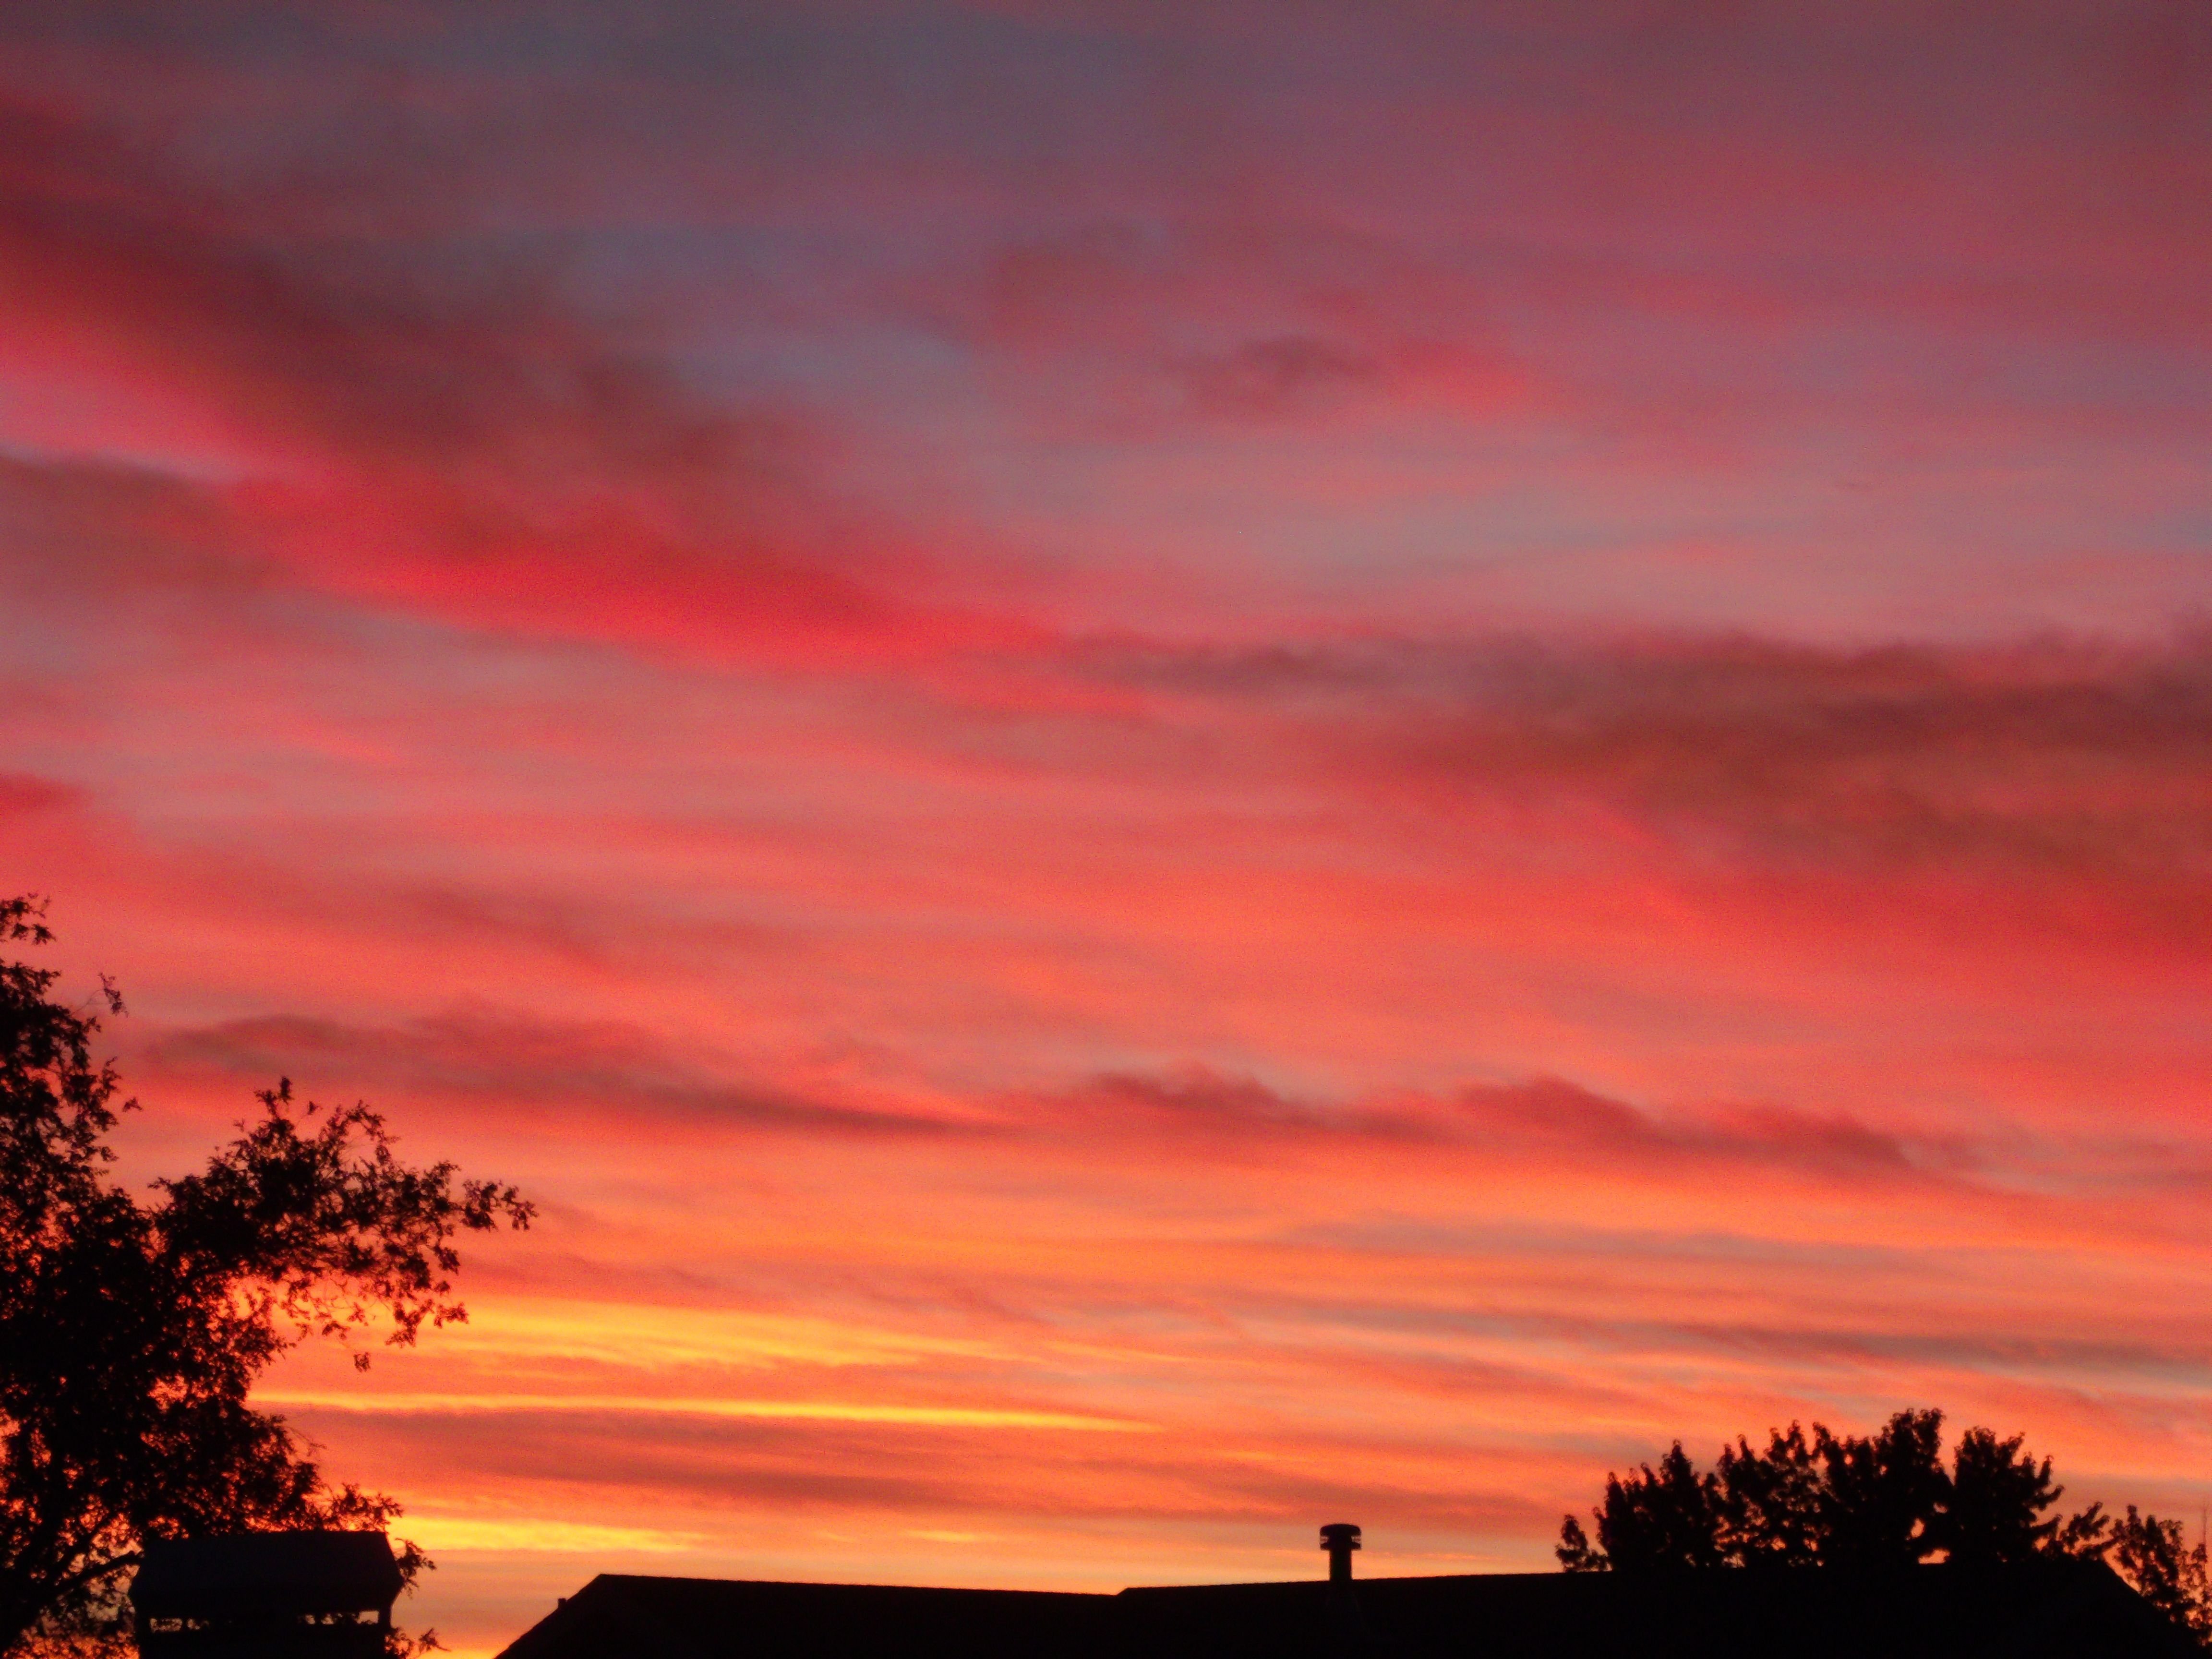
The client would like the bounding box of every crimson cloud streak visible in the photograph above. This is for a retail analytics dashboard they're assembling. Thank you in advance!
[3,3,2211,1652]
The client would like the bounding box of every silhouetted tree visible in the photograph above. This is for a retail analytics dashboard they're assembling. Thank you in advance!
[1557,1409,2212,1648]
[1556,1443,1724,1572]
[1815,1407,1949,1567]
[1557,1409,2083,1573]
[1715,1424,1822,1567]
[1941,1426,2066,1564]
[0,899,534,1657]
[2110,1507,2212,1647]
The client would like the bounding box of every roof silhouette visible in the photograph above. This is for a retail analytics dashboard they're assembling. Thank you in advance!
[496,1557,2197,1659]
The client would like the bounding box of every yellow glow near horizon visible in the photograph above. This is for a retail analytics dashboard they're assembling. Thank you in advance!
[395,1515,708,1554]
[430,1298,1021,1371]
[256,1391,1154,1433]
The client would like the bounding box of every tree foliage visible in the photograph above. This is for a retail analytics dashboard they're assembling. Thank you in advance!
[1557,1408,2211,1647]
[2111,1506,2212,1647]
[0,899,534,1656]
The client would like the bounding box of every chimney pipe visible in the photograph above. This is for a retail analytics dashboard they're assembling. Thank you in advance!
[1319,1523,1361,1586]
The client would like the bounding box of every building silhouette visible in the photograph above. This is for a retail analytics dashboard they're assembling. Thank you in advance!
[132,1532,401,1659]
[495,1524,2199,1659]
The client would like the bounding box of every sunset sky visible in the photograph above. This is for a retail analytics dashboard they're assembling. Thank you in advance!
[4,2,2211,1652]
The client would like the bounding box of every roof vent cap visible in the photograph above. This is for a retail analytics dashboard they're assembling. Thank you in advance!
[1319,1522,1361,1584]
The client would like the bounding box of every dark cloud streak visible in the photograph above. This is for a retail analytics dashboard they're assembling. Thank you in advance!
[149,1008,974,1140]
[1084,631,2212,915]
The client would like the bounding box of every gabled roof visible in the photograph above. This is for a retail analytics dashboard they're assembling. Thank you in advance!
[496,1557,2197,1659]
[132,1531,404,1620]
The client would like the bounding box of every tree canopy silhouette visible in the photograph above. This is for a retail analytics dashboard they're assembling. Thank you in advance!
[1558,1409,2212,1647]
[0,898,533,1657]
[2111,1507,2212,1649]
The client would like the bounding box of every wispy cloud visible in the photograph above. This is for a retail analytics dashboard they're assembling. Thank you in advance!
[1075,630,2212,935]
[151,1008,978,1138]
